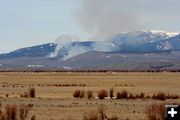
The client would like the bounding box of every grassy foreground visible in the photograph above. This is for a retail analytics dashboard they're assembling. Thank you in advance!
[0,72,180,120]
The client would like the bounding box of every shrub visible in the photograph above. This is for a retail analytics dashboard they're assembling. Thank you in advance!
[28,104,34,108]
[116,90,128,99]
[83,111,98,120]
[73,90,80,98]
[5,104,17,120]
[129,93,136,99]
[171,94,179,99]
[166,93,171,99]
[0,113,6,120]
[145,95,151,99]
[153,92,166,101]
[166,93,180,99]
[0,104,30,120]
[29,88,36,98]
[5,94,9,98]
[98,105,107,120]
[121,90,128,99]
[20,92,28,98]
[116,92,122,99]
[98,90,108,100]
[139,92,145,99]
[19,104,29,120]
[73,90,85,98]
[83,105,118,120]
[107,115,118,120]
[31,115,36,120]
[87,91,93,100]
[146,103,165,120]
[80,90,85,98]
[109,88,114,99]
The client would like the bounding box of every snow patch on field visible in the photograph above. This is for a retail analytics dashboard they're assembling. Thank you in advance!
[105,55,111,58]
[63,67,72,70]
[27,65,44,68]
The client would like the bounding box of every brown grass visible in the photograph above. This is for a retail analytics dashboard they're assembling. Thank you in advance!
[146,103,165,120]
[83,111,98,120]
[0,104,30,120]
[19,104,29,120]
[31,115,36,120]
[83,105,118,120]
[98,105,107,120]
[98,90,108,100]
[45,83,86,87]
[20,92,28,98]
[0,72,180,120]
[107,116,118,120]
[5,104,17,120]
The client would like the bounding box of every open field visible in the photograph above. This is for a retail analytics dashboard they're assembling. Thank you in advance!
[0,72,180,120]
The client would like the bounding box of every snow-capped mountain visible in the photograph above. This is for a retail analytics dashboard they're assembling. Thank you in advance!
[0,43,57,59]
[112,30,179,44]
[0,30,180,71]
[0,30,179,60]
[107,30,179,52]
[48,30,180,59]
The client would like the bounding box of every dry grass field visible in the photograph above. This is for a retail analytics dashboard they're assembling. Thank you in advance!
[0,72,180,120]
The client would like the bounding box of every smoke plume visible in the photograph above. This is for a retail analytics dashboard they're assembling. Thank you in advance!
[48,35,91,59]
[76,0,139,40]
[50,0,141,60]
[48,0,180,60]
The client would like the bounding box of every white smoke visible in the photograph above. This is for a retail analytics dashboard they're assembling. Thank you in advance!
[76,0,139,40]
[92,41,118,52]
[62,45,90,60]
[48,35,91,59]
[48,0,178,60]
[50,0,140,59]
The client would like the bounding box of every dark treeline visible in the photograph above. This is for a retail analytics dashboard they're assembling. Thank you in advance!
[0,68,180,73]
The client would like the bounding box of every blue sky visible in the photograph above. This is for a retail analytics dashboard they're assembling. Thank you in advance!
[0,0,87,53]
[0,0,180,53]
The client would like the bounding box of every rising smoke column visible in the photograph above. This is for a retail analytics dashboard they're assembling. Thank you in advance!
[76,0,140,41]
[48,35,92,60]
[50,0,141,60]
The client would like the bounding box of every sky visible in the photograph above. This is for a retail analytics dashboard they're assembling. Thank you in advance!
[0,0,180,53]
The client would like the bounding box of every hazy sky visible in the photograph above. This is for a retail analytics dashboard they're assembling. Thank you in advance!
[0,0,180,53]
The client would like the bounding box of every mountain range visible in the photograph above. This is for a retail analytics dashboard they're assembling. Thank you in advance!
[0,30,180,71]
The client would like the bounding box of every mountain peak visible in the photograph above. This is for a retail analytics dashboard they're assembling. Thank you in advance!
[146,30,179,38]
[120,30,179,38]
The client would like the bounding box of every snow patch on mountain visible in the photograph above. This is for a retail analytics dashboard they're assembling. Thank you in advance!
[149,30,179,38]
[157,41,173,50]
[1,30,179,61]
[48,30,180,60]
